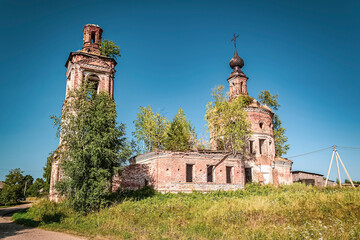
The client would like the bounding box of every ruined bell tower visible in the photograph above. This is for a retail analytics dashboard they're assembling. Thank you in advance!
[49,24,117,202]
[64,24,117,98]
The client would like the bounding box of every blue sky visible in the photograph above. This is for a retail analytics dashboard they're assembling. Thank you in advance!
[0,0,359,182]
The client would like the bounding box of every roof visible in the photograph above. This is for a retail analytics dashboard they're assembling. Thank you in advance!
[65,51,117,68]
[292,170,324,177]
[0,181,4,189]
[247,99,273,113]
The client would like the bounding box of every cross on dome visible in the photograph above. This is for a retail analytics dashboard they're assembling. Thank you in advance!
[229,33,244,69]
[231,33,239,49]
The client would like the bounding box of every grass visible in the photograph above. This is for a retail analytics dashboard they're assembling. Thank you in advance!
[12,184,360,239]
[0,201,32,208]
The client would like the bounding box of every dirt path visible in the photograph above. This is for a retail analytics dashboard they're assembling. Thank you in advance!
[0,204,85,240]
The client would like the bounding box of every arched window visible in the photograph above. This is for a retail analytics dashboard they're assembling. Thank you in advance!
[88,74,100,93]
[91,32,96,43]
[240,82,243,94]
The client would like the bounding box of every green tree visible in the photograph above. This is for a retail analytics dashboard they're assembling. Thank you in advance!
[53,80,130,213]
[42,152,53,194]
[133,106,168,153]
[206,85,252,156]
[164,108,196,151]
[27,178,46,197]
[258,90,290,157]
[0,168,25,205]
[23,175,33,196]
[100,39,121,59]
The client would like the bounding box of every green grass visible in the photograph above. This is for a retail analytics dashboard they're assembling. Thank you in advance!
[12,184,360,239]
[0,201,31,208]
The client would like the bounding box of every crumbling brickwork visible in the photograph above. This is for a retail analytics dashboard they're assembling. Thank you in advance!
[273,157,293,185]
[82,24,102,55]
[113,151,246,193]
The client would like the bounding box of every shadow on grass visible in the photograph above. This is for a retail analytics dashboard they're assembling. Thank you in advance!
[12,208,65,227]
[0,201,32,209]
[12,209,40,227]
[109,186,156,203]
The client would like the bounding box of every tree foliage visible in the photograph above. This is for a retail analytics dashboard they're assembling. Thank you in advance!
[164,108,196,151]
[258,90,289,157]
[43,153,53,184]
[133,106,202,153]
[100,39,121,59]
[27,178,46,197]
[53,81,130,213]
[206,85,252,156]
[23,174,33,196]
[42,152,53,194]
[0,168,25,205]
[133,106,168,153]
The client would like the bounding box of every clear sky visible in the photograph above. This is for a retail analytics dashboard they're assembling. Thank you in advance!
[1,0,359,182]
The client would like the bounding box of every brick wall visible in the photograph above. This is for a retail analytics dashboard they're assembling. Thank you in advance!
[292,171,326,187]
[273,157,293,185]
[113,151,246,193]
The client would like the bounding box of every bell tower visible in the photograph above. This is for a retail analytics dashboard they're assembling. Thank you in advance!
[49,24,117,202]
[63,24,117,99]
[228,34,248,100]
[225,35,277,185]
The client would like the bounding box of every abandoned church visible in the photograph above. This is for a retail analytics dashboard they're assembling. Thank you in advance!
[50,24,296,200]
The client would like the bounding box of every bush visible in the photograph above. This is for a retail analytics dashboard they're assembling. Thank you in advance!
[25,199,72,223]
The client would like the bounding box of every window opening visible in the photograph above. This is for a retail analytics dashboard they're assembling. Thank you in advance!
[259,122,264,129]
[87,74,100,94]
[245,168,252,183]
[226,166,233,184]
[249,140,254,154]
[207,165,214,182]
[91,32,96,43]
[240,82,243,94]
[259,139,266,154]
[186,164,193,182]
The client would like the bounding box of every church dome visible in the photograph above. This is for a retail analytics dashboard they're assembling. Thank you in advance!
[229,48,244,69]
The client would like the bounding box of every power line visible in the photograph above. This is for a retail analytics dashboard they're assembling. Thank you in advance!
[286,146,333,159]
[286,145,360,159]
[337,146,360,151]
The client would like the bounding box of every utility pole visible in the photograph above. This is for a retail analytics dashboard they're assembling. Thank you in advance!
[325,145,355,188]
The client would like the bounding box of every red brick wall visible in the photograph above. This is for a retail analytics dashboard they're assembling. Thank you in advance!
[273,158,293,185]
[113,151,246,193]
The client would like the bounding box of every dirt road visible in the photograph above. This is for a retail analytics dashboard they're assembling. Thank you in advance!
[0,204,85,240]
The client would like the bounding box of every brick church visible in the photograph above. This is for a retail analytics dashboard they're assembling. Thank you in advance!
[50,25,293,200]
[111,33,293,192]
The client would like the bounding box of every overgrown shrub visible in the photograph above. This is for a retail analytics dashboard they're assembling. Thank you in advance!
[26,199,72,223]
